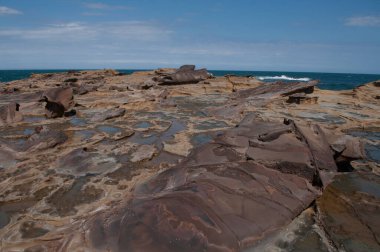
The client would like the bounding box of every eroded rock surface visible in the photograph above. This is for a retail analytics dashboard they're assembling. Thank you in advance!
[154,65,211,85]
[0,102,22,126]
[318,173,380,252]
[0,67,379,251]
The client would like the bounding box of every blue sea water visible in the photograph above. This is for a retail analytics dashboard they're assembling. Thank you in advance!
[0,69,379,90]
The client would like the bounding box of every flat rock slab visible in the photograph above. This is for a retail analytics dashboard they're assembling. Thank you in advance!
[130,145,157,162]
[0,69,378,252]
[236,80,318,99]
[90,108,126,122]
[317,172,380,252]
[87,162,318,252]
[82,117,355,252]
[56,148,120,176]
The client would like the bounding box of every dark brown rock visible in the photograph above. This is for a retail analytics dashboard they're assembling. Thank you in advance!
[84,116,354,252]
[156,65,211,85]
[40,96,65,118]
[39,87,74,118]
[87,162,317,252]
[236,80,318,99]
[287,93,319,104]
[42,87,74,110]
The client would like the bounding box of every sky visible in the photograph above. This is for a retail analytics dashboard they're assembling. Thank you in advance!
[0,0,379,73]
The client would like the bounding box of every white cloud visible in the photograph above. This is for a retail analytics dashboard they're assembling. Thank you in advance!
[345,16,380,27]
[0,22,89,39]
[0,21,172,41]
[0,6,22,15]
[84,2,130,10]
[0,21,379,73]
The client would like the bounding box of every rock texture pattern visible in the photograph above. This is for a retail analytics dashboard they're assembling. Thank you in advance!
[0,66,379,251]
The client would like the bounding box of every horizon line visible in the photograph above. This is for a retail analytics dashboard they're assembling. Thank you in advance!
[0,68,380,76]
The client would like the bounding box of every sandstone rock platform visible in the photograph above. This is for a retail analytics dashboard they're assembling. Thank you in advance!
[0,66,379,251]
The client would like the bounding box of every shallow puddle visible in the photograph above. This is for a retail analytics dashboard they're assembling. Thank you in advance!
[96,125,122,135]
[73,130,96,141]
[70,117,87,127]
[194,120,229,130]
[129,120,186,147]
[346,130,380,141]
[133,121,154,129]
[345,130,380,163]
[297,112,346,124]
[365,144,380,163]
[134,111,174,121]
[23,116,46,123]
[191,133,213,146]
[129,132,159,145]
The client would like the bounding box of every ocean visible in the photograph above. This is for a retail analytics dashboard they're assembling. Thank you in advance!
[0,70,379,91]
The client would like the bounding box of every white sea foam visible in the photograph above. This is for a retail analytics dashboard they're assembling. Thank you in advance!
[257,75,311,82]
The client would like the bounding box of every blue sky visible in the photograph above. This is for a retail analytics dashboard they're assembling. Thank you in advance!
[0,0,379,73]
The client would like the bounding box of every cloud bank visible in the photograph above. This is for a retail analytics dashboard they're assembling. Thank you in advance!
[0,6,22,15]
[345,16,380,27]
[84,2,130,10]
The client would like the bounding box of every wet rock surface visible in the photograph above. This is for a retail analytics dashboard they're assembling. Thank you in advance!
[0,66,379,251]
[317,173,380,252]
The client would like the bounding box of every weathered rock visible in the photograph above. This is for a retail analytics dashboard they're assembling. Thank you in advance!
[317,173,380,252]
[287,93,319,104]
[0,102,23,126]
[130,145,157,162]
[75,85,90,95]
[236,80,318,99]
[0,146,21,169]
[40,96,65,118]
[0,126,67,171]
[0,69,378,252]
[83,116,356,251]
[90,108,126,122]
[21,126,68,152]
[155,65,211,85]
[39,87,74,118]
[87,162,318,252]
[56,148,120,176]
[42,87,74,110]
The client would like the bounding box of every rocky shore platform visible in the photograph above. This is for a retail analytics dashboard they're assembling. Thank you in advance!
[0,65,379,252]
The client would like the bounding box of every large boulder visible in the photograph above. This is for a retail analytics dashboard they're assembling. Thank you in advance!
[154,65,211,85]
[42,87,74,110]
[40,87,74,118]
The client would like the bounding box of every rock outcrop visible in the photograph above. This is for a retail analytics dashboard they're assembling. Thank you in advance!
[154,65,211,85]
[0,68,378,252]
[40,87,74,118]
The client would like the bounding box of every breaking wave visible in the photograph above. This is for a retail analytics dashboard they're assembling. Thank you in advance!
[257,75,311,82]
